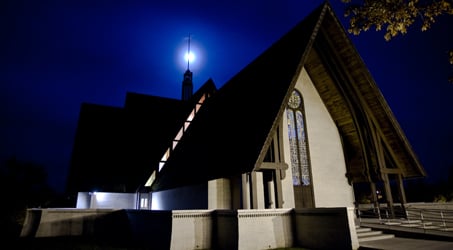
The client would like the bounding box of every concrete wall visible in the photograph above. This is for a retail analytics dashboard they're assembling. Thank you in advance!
[75,185,208,210]
[94,192,135,209]
[152,182,207,210]
[21,207,358,250]
[76,192,90,208]
[21,209,174,248]
[170,210,214,250]
[214,209,238,250]
[237,209,294,250]
[282,67,355,208]
[76,192,137,209]
[294,207,359,250]
[21,208,118,238]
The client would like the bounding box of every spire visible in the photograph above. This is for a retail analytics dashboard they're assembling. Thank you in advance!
[182,34,193,101]
[187,33,191,70]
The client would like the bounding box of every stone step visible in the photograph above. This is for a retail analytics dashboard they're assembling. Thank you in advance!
[420,225,441,229]
[383,221,402,225]
[357,227,395,243]
[400,223,422,227]
[359,233,395,242]
[401,219,422,224]
[356,227,372,233]
[358,230,386,237]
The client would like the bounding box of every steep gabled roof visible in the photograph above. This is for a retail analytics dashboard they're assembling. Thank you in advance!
[150,2,425,191]
[151,3,326,191]
[303,3,426,182]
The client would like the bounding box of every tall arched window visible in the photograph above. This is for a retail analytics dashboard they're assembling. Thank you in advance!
[287,89,311,186]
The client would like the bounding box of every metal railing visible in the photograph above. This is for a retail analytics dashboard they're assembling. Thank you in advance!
[356,204,453,236]
[405,207,453,230]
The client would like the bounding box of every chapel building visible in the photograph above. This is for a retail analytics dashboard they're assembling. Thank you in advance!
[65,1,425,216]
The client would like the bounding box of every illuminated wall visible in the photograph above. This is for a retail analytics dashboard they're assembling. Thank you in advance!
[76,192,138,209]
[281,68,355,208]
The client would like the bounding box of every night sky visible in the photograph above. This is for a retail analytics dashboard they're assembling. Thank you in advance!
[1,0,452,193]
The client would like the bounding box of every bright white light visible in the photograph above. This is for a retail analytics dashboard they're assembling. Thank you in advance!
[152,192,163,210]
[94,192,106,202]
[185,52,195,63]
[175,40,204,71]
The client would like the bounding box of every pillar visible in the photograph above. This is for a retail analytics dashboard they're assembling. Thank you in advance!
[396,174,407,217]
[370,182,380,219]
[267,179,275,209]
[208,178,231,209]
[382,174,395,218]
[242,173,251,209]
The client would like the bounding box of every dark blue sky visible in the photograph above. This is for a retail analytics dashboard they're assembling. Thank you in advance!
[1,0,452,193]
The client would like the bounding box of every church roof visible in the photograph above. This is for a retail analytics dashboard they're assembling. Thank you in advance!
[67,79,216,193]
[150,2,425,191]
[302,3,426,182]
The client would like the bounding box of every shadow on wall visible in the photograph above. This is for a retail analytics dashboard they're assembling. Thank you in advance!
[21,209,173,249]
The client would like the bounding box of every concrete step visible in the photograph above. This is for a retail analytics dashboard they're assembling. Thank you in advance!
[401,219,422,224]
[356,227,372,233]
[400,223,422,227]
[358,230,386,237]
[357,227,395,243]
[400,221,436,228]
[419,225,441,229]
[383,220,403,225]
[359,233,395,242]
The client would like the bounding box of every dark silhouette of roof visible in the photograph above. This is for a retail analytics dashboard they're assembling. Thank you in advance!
[151,2,425,191]
[66,79,216,193]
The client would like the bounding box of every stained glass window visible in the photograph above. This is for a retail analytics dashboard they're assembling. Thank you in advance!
[287,90,311,186]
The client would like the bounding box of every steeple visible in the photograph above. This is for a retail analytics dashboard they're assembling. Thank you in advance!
[182,34,193,101]
[182,69,193,101]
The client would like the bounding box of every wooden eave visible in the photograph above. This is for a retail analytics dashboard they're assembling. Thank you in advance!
[304,6,426,182]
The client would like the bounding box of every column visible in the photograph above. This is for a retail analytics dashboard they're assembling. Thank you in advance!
[251,171,265,209]
[396,174,407,217]
[382,174,395,218]
[208,178,231,209]
[242,173,251,209]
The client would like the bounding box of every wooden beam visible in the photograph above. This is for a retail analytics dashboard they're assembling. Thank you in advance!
[259,162,289,170]
[383,174,395,218]
[381,168,402,174]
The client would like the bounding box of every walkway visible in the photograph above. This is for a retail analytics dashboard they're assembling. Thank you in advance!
[357,218,453,250]
[359,237,453,250]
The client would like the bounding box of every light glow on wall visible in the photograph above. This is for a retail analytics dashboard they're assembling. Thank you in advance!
[93,192,106,202]
[140,197,149,209]
[151,192,162,210]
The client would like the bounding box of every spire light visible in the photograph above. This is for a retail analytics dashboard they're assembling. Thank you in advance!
[184,34,195,70]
